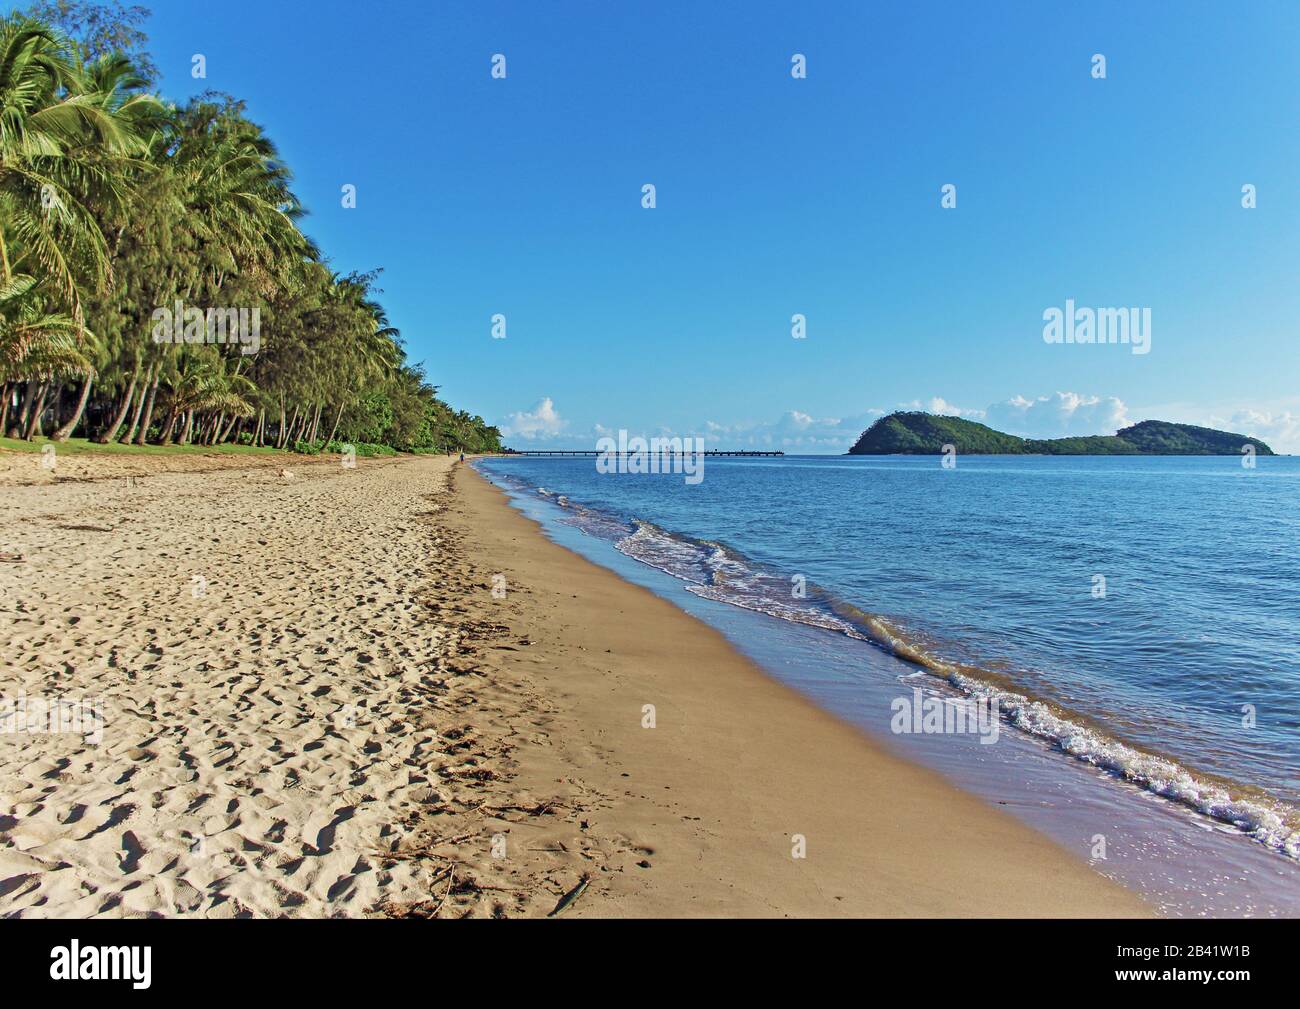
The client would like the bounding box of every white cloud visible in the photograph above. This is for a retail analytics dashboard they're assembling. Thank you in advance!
[984,392,1130,438]
[900,397,984,419]
[1212,409,1300,454]
[1129,399,1299,454]
[501,397,567,440]
[700,409,884,451]
[698,394,1128,452]
[504,395,1298,455]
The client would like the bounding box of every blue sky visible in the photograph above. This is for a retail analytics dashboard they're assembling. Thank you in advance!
[143,0,1300,451]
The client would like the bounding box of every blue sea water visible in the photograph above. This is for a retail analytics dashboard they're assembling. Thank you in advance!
[475,454,1300,914]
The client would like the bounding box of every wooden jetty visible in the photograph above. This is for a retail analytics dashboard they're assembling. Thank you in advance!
[501,449,784,457]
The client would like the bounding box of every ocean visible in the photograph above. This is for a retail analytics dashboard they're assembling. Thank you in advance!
[475,453,1300,916]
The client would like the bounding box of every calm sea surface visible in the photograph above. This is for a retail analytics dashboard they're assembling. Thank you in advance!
[476,454,1300,914]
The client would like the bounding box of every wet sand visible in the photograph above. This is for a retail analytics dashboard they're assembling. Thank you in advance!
[0,450,1147,916]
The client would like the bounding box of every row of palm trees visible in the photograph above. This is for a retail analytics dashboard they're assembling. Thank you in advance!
[0,13,501,453]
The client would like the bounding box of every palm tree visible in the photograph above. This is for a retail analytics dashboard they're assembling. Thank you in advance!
[0,16,158,437]
[0,272,87,436]
[0,19,150,300]
[155,353,254,444]
[1,11,504,455]
[118,98,311,444]
[46,51,162,440]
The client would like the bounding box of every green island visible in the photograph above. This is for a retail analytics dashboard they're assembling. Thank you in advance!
[848,412,1276,456]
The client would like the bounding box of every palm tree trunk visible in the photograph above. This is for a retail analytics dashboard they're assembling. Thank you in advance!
[97,364,139,443]
[324,402,344,448]
[134,373,160,444]
[1,383,14,437]
[275,396,289,448]
[122,365,151,443]
[160,403,180,445]
[219,414,239,443]
[181,410,194,444]
[0,227,11,285]
[51,374,94,442]
[24,383,49,440]
[9,381,36,438]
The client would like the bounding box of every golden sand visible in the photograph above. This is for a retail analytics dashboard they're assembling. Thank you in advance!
[0,451,1147,917]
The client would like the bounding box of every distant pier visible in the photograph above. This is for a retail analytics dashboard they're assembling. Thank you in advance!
[501,449,784,457]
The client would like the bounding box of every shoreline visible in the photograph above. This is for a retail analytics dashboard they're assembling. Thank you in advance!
[0,450,1148,916]
[455,461,1149,916]
[481,461,1300,873]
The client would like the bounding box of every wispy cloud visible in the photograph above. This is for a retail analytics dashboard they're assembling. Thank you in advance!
[700,410,884,451]
[703,393,1133,451]
[501,395,1298,454]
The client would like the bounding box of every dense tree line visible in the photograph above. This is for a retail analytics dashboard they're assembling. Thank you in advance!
[0,6,501,453]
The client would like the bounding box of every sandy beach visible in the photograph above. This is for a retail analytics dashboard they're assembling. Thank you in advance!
[0,451,1147,917]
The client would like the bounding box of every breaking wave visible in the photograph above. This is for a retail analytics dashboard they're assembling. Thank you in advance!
[612,518,1300,862]
[481,466,1300,863]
